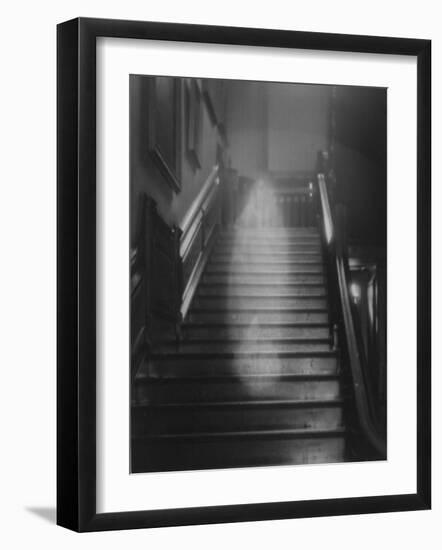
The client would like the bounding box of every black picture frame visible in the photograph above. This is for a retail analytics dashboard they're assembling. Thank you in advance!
[57,17,431,532]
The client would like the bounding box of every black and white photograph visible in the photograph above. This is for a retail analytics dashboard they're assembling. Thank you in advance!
[129,76,387,473]
[0,0,435,542]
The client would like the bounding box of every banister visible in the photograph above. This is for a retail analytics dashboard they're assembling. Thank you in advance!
[179,164,222,320]
[318,174,333,244]
[317,172,386,458]
[180,165,219,241]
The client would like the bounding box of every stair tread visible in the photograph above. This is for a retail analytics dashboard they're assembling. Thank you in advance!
[206,269,324,275]
[206,274,323,278]
[216,243,321,248]
[216,254,322,259]
[190,306,328,312]
[202,280,326,286]
[133,398,344,409]
[183,327,329,340]
[144,355,339,378]
[159,346,332,355]
[200,281,326,286]
[133,427,346,440]
[214,248,322,253]
[198,293,326,300]
[219,232,319,237]
[220,229,319,233]
[191,302,328,314]
[180,337,330,345]
[218,231,321,242]
[209,260,323,265]
[153,349,338,358]
[184,321,329,327]
[207,264,322,269]
[132,439,346,472]
[188,310,328,321]
[167,337,331,344]
[136,372,339,383]
[215,248,322,254]
[218,241,321,245]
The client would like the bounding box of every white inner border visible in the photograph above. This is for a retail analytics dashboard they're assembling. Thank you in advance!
[96,37,417,513]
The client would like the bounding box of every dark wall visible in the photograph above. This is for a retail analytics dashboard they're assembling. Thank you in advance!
[225,81,331,180]
[130,76,224,240]
[332,86,387,247]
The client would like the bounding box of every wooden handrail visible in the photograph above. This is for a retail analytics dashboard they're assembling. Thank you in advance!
[318,174,333,244]
[180,165,219,240]
[179,165,221,320]
[317,173,386,458]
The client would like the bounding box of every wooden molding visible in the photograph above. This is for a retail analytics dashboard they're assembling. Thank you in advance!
[185,79,203,171]
[147,77,182,193]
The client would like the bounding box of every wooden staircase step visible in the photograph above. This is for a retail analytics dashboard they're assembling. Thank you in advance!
[158,337,331,354]
[197,284,326,297]
[182,323,330,340]
[188,309,329,324]
[219,228,320,238]
[202,273,326,285]
[215,244,322,254]
[134,373,340,403]
[209,258,323,267]
[210,253,323,263]
[192,295,327,309]
[131,429,346,472]
[206,264,324,274]
[144,352,339,377]
[132,399,344,434]
[217,241,322,250]
[217,239,321,248]
[221,226,319,233]
[217,233,321,243]
[221,227,319,232]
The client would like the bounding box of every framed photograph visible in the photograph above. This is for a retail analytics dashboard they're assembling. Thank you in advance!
[57,17,431,532]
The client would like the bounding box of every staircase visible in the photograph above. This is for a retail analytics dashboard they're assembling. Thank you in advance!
[132,226,347,473]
